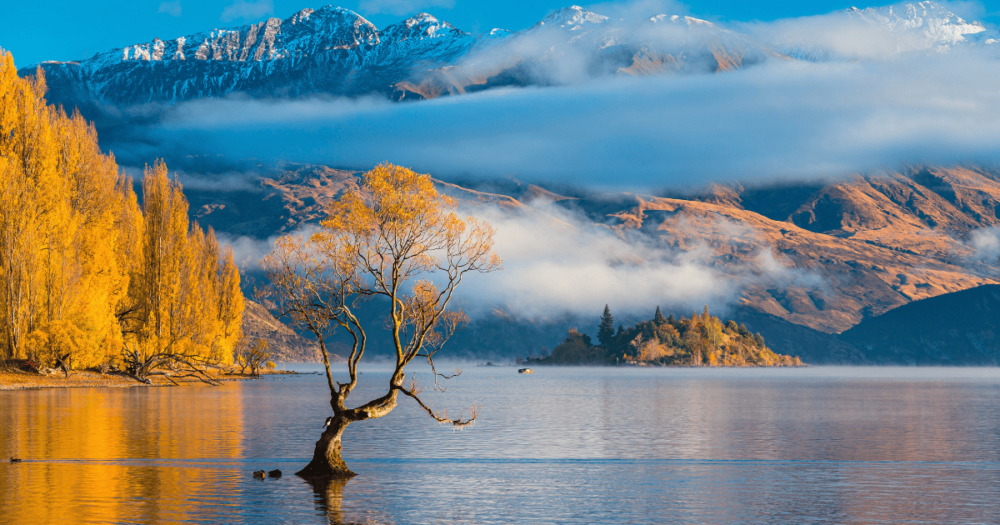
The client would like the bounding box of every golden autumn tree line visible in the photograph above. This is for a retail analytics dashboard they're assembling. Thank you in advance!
[0,49,243,373]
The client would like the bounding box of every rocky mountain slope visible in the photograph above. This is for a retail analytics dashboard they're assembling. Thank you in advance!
[182,163,1000,363]
[241,299,347,362]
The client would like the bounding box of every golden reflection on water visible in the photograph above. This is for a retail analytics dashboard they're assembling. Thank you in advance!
[1,368,998,525]
[0,384,244,524]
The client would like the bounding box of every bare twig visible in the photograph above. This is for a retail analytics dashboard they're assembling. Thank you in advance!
[397,383,478,428]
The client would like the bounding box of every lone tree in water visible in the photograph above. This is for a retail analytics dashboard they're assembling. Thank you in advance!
[259,163,501,479]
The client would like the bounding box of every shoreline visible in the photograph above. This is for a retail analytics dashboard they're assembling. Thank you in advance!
[0,369,305,392]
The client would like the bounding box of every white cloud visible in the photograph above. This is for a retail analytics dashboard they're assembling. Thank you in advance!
[158,1,182,17]
[358,0,455,16]
[148,49,1000,190]
[965,226,1000,261]
[447,200,823,319]
[216,223,323,270]
[220,0,274,23]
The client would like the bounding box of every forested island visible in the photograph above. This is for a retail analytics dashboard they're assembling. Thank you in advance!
[522,306,804,367]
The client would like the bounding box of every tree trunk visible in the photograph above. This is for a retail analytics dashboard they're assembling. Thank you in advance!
[296,415,356,479]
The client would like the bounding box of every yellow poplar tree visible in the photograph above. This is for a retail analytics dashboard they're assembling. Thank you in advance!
[0,48,245,372]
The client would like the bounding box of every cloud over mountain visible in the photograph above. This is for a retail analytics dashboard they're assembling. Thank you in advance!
[56,1,995,188]
[132,47,1000,188]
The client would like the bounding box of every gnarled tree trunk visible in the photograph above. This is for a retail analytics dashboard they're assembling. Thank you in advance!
[296,415,355,478]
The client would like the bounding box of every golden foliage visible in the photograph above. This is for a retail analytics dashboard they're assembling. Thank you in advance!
[261,162,501,434]
[0,48,243,369]
[313,162,501,365]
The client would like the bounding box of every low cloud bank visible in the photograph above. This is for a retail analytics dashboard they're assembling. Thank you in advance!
[456,201,734,318]
[129,49,1000,190]
[454,201,824,319]
[218,199,823,320]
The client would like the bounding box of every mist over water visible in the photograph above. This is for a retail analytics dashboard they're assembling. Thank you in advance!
[2,366,999,524]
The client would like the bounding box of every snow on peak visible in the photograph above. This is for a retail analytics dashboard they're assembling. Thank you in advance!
[105,5,380,66]
[650,14,717,28]
[847,1,985,46]
[533,6,609,31]
[409,12,438,24]
[381,12,467,42]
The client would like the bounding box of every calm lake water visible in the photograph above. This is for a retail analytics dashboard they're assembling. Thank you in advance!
[1,365,999,524]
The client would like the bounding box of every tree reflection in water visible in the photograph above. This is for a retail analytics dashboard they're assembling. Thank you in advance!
[305,476,387,525]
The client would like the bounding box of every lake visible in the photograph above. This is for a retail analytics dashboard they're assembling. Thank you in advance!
[1,365,999,524]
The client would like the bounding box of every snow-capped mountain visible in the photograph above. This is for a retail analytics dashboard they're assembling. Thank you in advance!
[24,2,991,111]
[31,6,503,106]
[846,1,988,47]
[390,6,786,100]
[772,1,995,61]
[25,4,784,110]
[530,6,611,31]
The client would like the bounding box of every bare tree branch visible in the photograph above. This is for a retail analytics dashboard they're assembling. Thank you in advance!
[397,383,478,428]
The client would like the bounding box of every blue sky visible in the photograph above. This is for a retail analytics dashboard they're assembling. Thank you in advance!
[4,0,994,67]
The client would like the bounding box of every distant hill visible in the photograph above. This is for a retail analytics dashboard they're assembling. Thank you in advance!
[242,300,347,363]
[227,166,999,366]
[732,306,866,364]
[839,285,1000,365]
[191,163,1000,339]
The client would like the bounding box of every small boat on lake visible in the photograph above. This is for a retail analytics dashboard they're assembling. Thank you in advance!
[518,368,533,374]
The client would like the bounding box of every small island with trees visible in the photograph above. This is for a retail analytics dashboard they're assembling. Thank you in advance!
[521,306,804,367]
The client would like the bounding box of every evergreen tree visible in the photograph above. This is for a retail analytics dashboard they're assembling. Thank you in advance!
[653,306,667,325]
[598,305,615,348]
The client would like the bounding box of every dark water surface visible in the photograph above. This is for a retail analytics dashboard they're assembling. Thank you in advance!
[2,366,999,524]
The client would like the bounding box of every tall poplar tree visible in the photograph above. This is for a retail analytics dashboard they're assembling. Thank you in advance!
[0,48,244,373]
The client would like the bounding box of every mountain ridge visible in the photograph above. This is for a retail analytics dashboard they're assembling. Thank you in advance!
[839,284,1000,364]
[179,162,1000,340]
[21,1,995,112]
[20,3,790,109]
